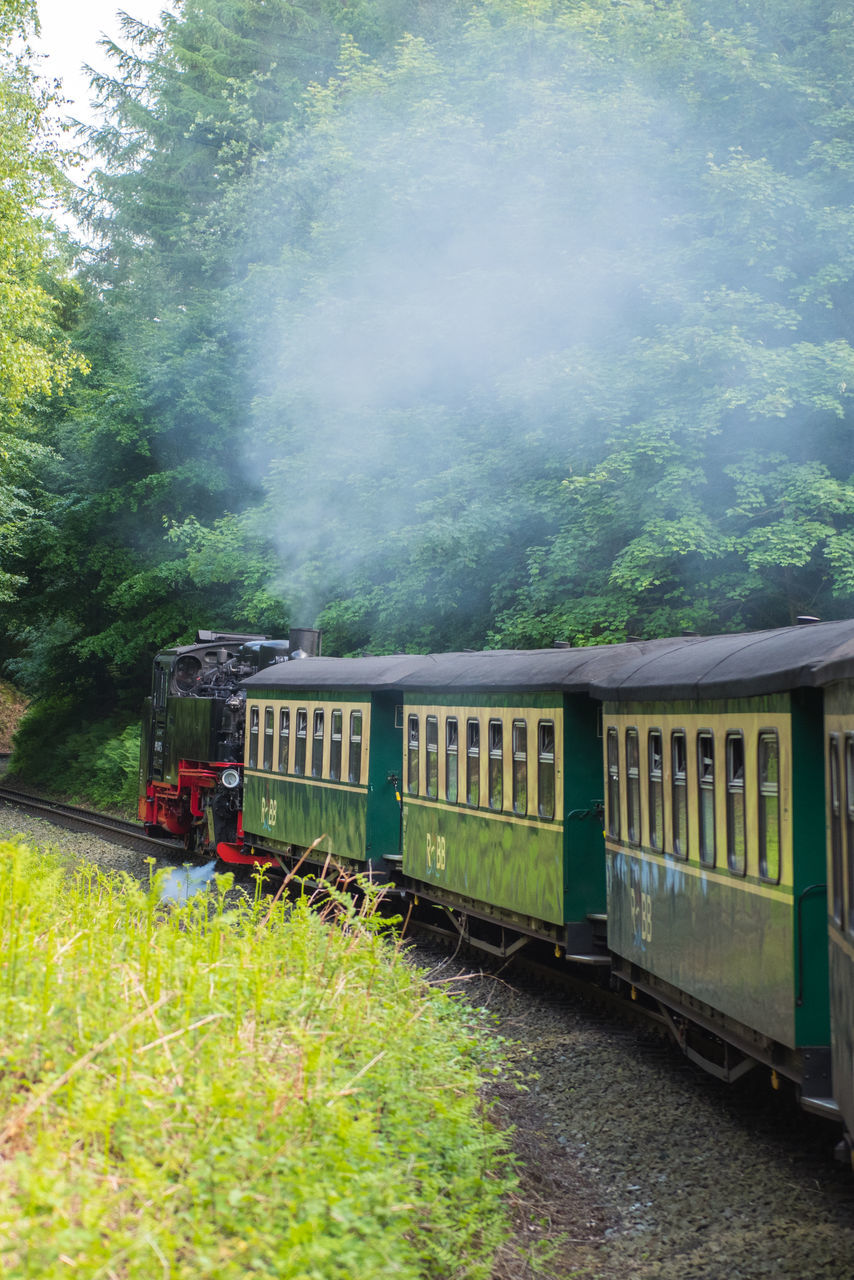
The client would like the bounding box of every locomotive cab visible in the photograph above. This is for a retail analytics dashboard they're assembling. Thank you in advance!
[138,628,320,853]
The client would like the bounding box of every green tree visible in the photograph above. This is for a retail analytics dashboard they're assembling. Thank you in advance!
[0,0,86,604]
[14,0,854,760]
[10,0,473,714]
[214,0,854,650]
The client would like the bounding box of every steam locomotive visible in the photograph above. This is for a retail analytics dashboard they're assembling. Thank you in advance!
[139,619,854,1156]
[138,627,321,861]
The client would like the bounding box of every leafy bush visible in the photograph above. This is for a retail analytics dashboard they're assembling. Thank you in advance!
[0,844,514,1278]
[9,700,141,812]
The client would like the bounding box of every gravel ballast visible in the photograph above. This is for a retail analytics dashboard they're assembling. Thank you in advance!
[420,947,854,1280]
[5,809,854,1280]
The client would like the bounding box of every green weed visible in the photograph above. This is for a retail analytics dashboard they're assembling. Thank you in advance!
[0,842,514,1278]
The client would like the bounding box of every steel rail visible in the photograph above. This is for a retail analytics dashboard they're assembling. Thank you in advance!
[0,783,183,858]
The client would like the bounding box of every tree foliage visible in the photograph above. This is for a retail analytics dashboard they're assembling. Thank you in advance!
[0,0,86,604]
[9,0,854,741]
[232,0,854,647]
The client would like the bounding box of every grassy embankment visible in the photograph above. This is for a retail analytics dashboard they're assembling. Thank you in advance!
[0,842,514,1278]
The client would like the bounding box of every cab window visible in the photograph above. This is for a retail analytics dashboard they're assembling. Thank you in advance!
[154,664,169,709]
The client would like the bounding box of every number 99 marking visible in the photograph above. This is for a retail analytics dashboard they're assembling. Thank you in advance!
[426,833,447,872]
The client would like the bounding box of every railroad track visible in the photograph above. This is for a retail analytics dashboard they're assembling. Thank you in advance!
[0,782,183,858]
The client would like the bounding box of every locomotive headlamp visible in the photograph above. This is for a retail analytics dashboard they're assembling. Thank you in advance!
[221,768,241,789]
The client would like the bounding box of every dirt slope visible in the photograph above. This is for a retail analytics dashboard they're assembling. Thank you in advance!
[0,680,28,753]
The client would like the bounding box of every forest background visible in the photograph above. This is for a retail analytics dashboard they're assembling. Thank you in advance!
[2,0,854,801]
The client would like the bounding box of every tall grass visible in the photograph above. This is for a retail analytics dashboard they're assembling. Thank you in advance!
[0,842,513,1278]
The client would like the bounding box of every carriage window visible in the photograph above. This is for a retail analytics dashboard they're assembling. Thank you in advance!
[294,708,307,776]
[607,727,620,838]
[426,716,439,799]
[263,706,275,771]
[626,728,641,845]
[248,706,260,769]
[311,709,325,778]
[278,708,289,774]
[726,732,746,876]
[349,711,363,784]
[831,735,843,926]
[847,737,854,933]
[329,710,343,781]
[648,730,663,851]
[466,719,480,807]
[671,731,688,859]
[488,720,503,811]
[758,732,781,885]
[538,720,555,819]
[512,720,528,815]
[446,718,458,803]
[407,715,420,795]
[697,732,715,866]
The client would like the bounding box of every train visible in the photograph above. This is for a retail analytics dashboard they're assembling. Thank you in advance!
[139,617,854,1157]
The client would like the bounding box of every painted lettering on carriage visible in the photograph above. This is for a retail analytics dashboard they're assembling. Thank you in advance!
[426,832,447,872]
[631,885,653,942]
[260,797,278,832]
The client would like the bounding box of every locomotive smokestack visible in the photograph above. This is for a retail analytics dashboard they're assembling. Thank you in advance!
[288,627,322,658]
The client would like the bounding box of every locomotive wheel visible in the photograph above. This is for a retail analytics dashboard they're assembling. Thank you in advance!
[183,821,205,855]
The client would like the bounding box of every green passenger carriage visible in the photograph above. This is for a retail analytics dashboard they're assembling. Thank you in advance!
[589,623,854,1105]
[814,644,854,1151]
[392,647,647,955]
[241,656,425,869]
[240,645,672,954]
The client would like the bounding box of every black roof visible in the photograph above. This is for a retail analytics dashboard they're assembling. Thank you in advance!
[587,619,854,701]
[243,654,429,692]
[242,620,854,701]
[243,638,681,695]
[391,641,681,692]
